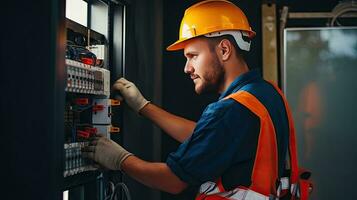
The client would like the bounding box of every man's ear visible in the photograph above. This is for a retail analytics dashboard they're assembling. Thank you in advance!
[217,39,233,61]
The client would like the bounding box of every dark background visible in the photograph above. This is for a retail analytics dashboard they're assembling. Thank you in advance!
[1,0,342,199]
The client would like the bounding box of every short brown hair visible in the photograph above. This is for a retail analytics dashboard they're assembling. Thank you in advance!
[204,35,246,61]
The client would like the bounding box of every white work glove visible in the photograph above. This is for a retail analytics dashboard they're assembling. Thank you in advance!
[82,135,133,170]
[112,78,150,113]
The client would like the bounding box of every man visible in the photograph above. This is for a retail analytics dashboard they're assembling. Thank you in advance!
[83,0,295,199]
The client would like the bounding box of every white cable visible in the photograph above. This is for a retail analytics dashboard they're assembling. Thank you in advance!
[110,182,131,200]
[105,181,116,200]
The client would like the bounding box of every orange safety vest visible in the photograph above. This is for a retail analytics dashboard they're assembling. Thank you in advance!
[195,82,312,200]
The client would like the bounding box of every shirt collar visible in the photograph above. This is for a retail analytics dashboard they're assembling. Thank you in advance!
[218,69,261,100]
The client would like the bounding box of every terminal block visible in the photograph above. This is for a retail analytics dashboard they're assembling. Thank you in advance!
[64,142,96,177]
[65,59,110,97]
[92,99,120,125]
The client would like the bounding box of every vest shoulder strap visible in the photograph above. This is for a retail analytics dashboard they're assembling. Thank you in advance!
[225,90,278,196]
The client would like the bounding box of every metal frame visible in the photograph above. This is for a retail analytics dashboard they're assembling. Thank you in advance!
[262,3,278,84]
[279,1,357,91]
[282,26,357,95]
[66,18,106,43]
[288,12,357,19]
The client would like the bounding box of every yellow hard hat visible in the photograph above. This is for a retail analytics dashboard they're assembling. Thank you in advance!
[167,0,256,51]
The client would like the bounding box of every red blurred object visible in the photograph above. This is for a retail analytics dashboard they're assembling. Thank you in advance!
[92,104,104,112]
[81,57,95,65]
[77,130,90,138]
[84,127,98,135]
[75,98,89,106]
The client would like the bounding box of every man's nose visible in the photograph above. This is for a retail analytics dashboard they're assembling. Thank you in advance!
[184,61,194,74]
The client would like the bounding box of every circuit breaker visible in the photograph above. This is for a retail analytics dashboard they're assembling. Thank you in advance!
[63,59,119,178]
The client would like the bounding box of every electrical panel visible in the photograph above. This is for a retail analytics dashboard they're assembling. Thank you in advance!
[64,58,120,178]
[62,1,126,199]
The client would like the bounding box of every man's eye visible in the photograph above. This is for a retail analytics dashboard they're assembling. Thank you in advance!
[185,54,198,60]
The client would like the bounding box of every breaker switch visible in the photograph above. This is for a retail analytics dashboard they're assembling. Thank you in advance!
[81,57,95,66]
[77,130,90,139]
[75,98,89,106]
[110,126,120,133]
[110,99,120,106]
[84,127,97,135]
[92,104,104,112]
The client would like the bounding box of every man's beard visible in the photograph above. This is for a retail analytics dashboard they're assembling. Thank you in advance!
[198,54,225,94]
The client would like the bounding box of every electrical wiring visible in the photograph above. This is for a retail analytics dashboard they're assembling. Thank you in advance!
[329,1,357,26]
[72,127,76,142]
[112,182,131,200]
[105,181,131,200]
[71,105,93,113]
[104,181,115,200]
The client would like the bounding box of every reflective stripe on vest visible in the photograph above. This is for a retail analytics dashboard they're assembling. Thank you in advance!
[198,186,270,200]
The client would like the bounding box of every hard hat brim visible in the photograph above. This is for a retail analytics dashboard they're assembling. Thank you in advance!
[166,38,191,51]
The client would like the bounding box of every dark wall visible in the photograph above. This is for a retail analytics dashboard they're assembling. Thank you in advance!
[277,0,340,12]
[121,0,163,200]
[1,0,65,200]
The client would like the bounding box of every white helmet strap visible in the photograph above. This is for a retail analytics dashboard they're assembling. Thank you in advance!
[204,30,251,51]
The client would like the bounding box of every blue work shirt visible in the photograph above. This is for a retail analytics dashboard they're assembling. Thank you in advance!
[166,70,289,190]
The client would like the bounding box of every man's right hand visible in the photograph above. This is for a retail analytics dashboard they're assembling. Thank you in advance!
[112,78,150,113]
[82,135,133,170]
